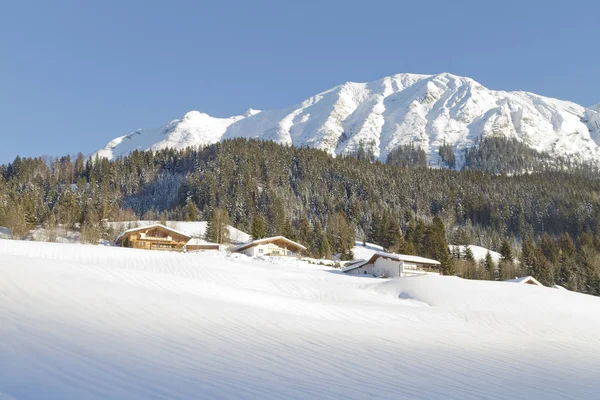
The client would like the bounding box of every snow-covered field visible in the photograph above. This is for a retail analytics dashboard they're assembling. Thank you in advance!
[2,240,600,399]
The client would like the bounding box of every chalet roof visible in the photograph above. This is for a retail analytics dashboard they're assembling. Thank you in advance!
[116,223,192,242]
[186,238,220,247]
[342,259,369,273]
[232,236,307,253]
[368,252,441,266]
[505,276,543,286]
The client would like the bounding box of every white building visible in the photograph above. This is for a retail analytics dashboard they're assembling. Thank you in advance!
[505,276,543,286]
[343,252,441,278]
[232,236,306,257]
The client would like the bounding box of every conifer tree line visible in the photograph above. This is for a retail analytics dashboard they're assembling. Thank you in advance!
[1,138,600,295]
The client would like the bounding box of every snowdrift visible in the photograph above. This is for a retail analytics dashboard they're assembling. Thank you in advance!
[2,240,600,399]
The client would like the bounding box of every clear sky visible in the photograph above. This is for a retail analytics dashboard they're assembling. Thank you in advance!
[1,0,598,164]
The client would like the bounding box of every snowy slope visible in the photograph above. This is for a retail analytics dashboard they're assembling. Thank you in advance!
[449,244,503,263]
[351,240,385,260]
[2,240,600,399]
[95,73,600,167]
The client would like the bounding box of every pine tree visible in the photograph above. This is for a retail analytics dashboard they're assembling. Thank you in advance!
[484,251,495,280]
[184,199,200,221]
[534,248,554,287]
[319,233,332,260]
[297,216,312,249]
[424,216,454,275]
[206,208,230,244]
[521,237,536,276]
[499,239,513,263]
[464,246,475,263]
[251,215,267,240]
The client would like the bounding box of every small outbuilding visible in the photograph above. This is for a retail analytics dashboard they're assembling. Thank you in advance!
[116,224,191,251]
[343,252,441,278]
[185,238,221,252]
[232,236,306,257]
[505,276,543,286]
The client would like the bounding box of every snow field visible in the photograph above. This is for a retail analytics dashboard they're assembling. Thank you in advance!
[1,240,600,399]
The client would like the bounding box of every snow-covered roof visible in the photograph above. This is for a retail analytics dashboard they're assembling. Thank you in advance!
[185,238,220,247]
[369,252,441,265]
[505,276,543,286]
[342,260,369,273]
[116,224,192,242]
[232,236,307,252]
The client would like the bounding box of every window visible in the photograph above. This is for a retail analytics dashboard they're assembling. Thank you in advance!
[258,248,263,253]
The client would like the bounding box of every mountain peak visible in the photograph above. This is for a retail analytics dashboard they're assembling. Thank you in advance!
[94,73,600,167]
[243,108,262,117]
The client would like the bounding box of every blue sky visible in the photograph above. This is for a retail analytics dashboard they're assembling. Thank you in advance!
[1,0,598,164]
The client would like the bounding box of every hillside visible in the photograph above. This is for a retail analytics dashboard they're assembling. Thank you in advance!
[2,240,600,399]
[95,73,600,168]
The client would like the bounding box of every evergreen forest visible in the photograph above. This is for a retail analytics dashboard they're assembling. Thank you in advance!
[2,137,600,295]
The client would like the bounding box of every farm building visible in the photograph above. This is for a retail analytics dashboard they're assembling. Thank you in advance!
[232,236,306,257]
[185,238,221,252]
[505,276,543,286]
[116,224,192,251]
[343,252,441,278]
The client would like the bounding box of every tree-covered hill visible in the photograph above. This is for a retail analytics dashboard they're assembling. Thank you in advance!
[1,138,600,294]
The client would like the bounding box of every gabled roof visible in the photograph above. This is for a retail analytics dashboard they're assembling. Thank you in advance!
[116,223,192,242]
[342,259,369,272]
[232,236,307,253]
[367,252,441,266]
[505,276,543,286]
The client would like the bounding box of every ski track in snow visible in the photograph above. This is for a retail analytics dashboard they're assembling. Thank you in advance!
[1,240,600,399]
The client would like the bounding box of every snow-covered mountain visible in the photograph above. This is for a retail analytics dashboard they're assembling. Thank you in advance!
[95,73,600,167]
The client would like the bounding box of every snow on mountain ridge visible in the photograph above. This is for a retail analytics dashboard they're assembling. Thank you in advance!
[94,73,600,167]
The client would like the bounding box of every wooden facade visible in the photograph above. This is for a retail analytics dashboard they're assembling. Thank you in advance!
[185,239,221,252]
[116,224,192,252]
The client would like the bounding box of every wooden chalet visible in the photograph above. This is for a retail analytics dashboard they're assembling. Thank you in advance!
[116,224,192,251]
